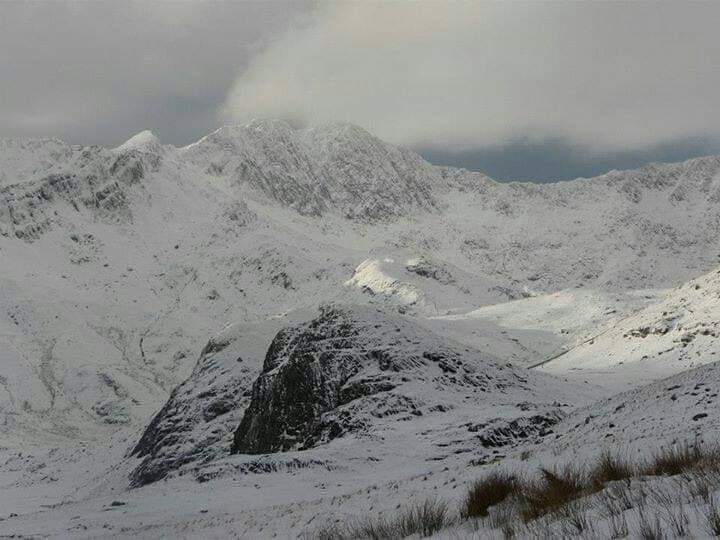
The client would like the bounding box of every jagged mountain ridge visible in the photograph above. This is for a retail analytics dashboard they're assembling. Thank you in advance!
[3,120,720,245]
[179,121,443,219]
[0,146,159,240]
[2,120,720,437]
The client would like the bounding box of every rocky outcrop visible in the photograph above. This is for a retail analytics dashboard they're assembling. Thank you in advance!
[127,304,590,486]
[466,411,564,448]
[0,145,160,240]
[232,305,515,455]
[128,333,253,487]
[232,307,367,454]
[405,256,455,285]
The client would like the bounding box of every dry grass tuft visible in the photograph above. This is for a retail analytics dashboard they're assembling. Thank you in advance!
[521,465,586,520]
[461,470,518,519]
[589,449,636,489]
[642,442,704,477]
[308,498,449,539]
[703,495,720,537]
[636,506,665,540]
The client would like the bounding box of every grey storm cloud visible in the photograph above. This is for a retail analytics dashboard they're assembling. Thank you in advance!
[0,1,310,146]
[2,1,720,180]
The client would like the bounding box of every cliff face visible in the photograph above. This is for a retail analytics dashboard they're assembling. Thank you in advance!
[232,305,554,455]
[178,121,442,221]
[128,332,255,487]
[232,307,375,455]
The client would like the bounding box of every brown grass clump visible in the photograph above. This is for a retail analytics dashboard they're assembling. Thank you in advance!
[461,470,518,519]
[521,465,586,520]
[642,443,704,477]
[308,498,449,539]
[588,450,636,489]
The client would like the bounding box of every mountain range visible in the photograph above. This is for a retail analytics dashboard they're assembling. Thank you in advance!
[2,121,720,537]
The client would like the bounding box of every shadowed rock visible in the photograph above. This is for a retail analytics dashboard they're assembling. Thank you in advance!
[232,305,502,454]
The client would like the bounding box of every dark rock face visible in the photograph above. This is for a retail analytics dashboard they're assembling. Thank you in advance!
[232,308,364,454]
[128,335,253,487]
[232,306,503,455]
[467,412,564,448]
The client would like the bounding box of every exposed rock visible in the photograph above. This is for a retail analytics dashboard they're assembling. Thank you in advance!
[0,146,160,241]
[466,412,564,448]
[405,256,455,285]
[233,305,523,455]
[128,333,254,487]
[179,121,442,222]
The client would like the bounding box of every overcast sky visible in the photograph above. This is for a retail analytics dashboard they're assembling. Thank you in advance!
[2,1,720,182]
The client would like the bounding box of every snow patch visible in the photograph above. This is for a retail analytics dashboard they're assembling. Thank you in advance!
[345,258,421,305]
[113,130,161,153]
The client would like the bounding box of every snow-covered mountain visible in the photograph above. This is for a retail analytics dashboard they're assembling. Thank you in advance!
[2,121,720,537]
[128,304,593,489]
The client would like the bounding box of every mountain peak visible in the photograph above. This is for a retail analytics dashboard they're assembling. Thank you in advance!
[114,130,161,153]
[244,118,295,133]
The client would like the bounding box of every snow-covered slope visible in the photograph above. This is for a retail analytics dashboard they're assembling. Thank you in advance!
[127,304,593,488]
[539,266,720,390]
[2,121,720,537]
[178,120,443,220]
[0,137,79,186]
[544,359,720,458]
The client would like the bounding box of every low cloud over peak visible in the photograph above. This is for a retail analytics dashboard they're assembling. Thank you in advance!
[2,2,720,181]
[223,2,720,154]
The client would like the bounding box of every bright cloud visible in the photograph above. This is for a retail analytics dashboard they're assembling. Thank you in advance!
[223,2,720,153]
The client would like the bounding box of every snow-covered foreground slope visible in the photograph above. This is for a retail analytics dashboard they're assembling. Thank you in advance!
[434,357,720,539]
[543,359,720,458]
[2,121,720,537]
[0,304,602,537]
[1,306,718,538]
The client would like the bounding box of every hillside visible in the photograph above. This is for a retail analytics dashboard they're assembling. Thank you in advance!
[1,122,720,438]
[539,266,720,390]
[2,122,720,537]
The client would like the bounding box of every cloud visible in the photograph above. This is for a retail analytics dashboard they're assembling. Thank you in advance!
[0,1,308,146]
[223,2,720,153]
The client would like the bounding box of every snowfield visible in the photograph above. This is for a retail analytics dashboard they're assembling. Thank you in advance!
[539,266,720,391]
[2,121,720,537]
